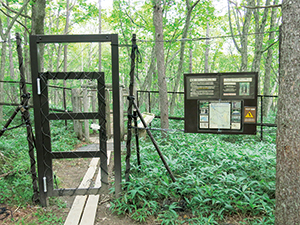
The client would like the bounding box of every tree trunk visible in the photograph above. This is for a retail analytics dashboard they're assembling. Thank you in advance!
[6,1,17,103]
[153,0,169,134]
[204,21,210,73]
[0,0,30,121]
[63,0,73,128]
[251,0,271,93]
[228,0,254,72]
[140,46,155,112]
[0,42,7,121]
[8,35,17,103]
[24,5,30,83]
[31,0,46,71]
[275,1,300,223]
[263,0,279,117]
[98,0,102,72]
[169,0,199,115]
[189,43,192,73]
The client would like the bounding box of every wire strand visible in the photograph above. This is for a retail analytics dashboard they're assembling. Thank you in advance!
[137,30,280,43]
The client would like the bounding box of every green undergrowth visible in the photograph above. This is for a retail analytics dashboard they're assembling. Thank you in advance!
[110,119,276,224]
[0,118,80,206]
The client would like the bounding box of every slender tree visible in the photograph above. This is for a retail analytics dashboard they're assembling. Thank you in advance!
[169,0,200,115]
[0,0,30,121]
[6,0,17,103]
[275,1,300,224]
[204,20,210,73]
[98,0,102,71]
[153,0,169,134]
[31,0,46,71]
[228,0,254,71]
[140,46,156,111]
[251,0,271,93]
[263,0,279,117]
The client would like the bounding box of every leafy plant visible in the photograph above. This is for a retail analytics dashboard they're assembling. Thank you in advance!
[110,118,276,223]
[0,119,80,206]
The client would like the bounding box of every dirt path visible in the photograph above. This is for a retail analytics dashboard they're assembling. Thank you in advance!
[54,137,141,225]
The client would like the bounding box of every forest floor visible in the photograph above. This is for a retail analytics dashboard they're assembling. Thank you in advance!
[0,137,258,225]
[0,137,140,225]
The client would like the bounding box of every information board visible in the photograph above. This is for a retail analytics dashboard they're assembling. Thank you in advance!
[184,72,258,135]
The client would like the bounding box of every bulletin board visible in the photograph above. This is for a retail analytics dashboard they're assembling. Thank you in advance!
[184,72,258,135]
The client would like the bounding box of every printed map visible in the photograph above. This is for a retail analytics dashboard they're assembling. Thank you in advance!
[209,102,231,129]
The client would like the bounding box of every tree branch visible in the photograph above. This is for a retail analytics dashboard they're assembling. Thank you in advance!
[262,39,279,53]
[0,17,4,40]
[124,9,145,28]
[4,0,30,39]
[0,1,31,19]
[0,9,30,34]
[137,12,148,26]
[191,0,201,10]
[241,4,281,9]
[0,170,16,178]
[167,50,180,64]
[228,0,241,53]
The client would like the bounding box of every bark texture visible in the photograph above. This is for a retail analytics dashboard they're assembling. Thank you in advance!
[275,1,300,224]
[153,0,169,133]
[31,0,46,71]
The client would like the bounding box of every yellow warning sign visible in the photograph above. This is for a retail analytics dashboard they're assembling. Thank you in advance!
[245,112,253,118]
[244,107,256,123]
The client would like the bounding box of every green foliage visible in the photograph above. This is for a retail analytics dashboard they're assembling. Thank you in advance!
[33,208,64,225]
[111,119,276,223]
[51,120,80,152]
[0,117,79,206]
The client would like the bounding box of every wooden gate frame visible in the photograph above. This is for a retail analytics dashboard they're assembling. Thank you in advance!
[30,34,121,206]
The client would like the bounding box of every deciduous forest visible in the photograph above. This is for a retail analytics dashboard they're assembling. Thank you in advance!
[0,0,299,224]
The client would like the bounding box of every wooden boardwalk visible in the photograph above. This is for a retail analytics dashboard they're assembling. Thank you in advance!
[64,139,114,225]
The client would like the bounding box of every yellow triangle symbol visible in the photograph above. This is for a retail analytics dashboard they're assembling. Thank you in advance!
[245,112,253,118]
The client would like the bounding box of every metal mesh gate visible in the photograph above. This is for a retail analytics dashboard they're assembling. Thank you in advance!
[30,34,121,206]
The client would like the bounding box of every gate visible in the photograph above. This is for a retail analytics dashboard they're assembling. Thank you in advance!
[30,34,121,206]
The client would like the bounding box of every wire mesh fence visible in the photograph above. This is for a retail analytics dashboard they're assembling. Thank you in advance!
[27,34,122,206]
[137,90,278,140]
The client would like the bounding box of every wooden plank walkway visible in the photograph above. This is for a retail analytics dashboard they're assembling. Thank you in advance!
[64,139,113,225]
